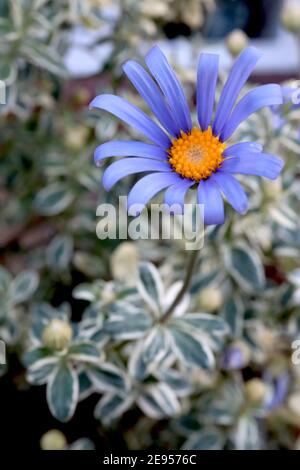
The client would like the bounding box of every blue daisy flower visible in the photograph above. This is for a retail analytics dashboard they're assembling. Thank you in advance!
[90,46,284,225]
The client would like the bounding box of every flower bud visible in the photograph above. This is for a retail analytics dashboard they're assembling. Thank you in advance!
[197,286,223,312]
[288,392,300,416]
[42,319,73,350]
[139,1,169,18]
[64,125,89,152]
[263,177,282,200]
[138,19,157,37]
[255,326,278,353]
[40,429,67,450]
[254,226,272,251]
[183,3,203,29]
[245,378,268,403]
[222,340,251,370]
[226,29,249,57]
[111,242,138,286]
[190,368,217,388]
[282,2,300,33]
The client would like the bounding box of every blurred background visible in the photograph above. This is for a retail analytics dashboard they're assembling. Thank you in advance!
[1,0,300,452]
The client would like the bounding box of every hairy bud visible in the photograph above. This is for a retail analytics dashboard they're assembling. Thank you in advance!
[42,319,72,350]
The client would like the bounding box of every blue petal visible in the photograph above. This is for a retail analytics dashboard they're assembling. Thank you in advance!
[103,158,171,191]
[223,141,263,157]
[127,172,183,216]
[197,179,225,226]
[94,141,167,166]
[213,47,262,136]
[145,46,192,134]
[220,84,283,141]
[89,94,170,148]
[197,53,219,131]
[123,60,179,137]
[211,172,248,214]
[164,179,194,213]
[282,86,294,102]
[220,153,284,180]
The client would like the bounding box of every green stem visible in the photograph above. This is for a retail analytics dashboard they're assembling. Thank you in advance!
[161,248,201,323]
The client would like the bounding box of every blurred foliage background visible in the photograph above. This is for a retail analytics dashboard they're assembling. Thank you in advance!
[1,0,300,451]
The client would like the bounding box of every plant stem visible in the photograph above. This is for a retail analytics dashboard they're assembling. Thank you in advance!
[161,248,201,323]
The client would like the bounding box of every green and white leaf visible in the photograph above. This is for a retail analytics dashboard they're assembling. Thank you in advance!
[87,363,128,393]
[46,234,73,271]
[137,383,181,419]
[167,326,215,370]
[47,361,79,422]
[78,372,94,401]
[68,438,95,450]
[0,266,12,297]
[157,369,191,397]
[270,204,298,230]
[11,270,39,304]
[27,357,58,385]
[72,283,100,302]
[94,393,134,425]
[137,262,163,317]
[34,182,74,216]
[191,269,221,294]
[231,417,261,450]
[22,39,68,77]
[67,341,102,364]
[174,313,229,336]
[76,314,105,343]
[162,281,190,318]
[221,297,244,337]
[129,327,169,380]
[182,428,225,450]
[104,309,152,340]
[224,245,265,293]
[23,346,54,367]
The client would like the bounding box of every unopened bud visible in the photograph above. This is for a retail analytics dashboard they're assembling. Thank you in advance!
[226,29,249,57]
[42,319,73,350]
[183,4,203,29]
[64,125,89,152]
[254,226,272,251]
[222,340,251,370]
[111,242,138,286]
[263,177,282,200]
[40,429,67,450]
[282,2,300,34]
[197,286,223,312]
[139,19,157,36]
[140,1,169,18]
[245,378,268,403]
[288,392,300,416]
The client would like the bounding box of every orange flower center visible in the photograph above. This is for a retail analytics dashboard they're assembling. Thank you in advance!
[168,127,226,181]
